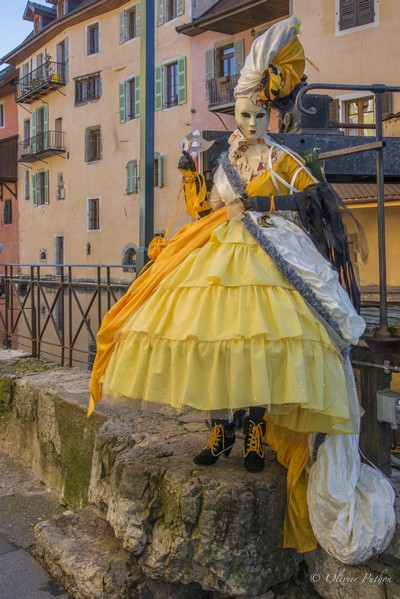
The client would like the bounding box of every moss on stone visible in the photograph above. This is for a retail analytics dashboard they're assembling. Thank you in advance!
[0,378,14,404]
[54,398,106,508]
[0,358,59,377]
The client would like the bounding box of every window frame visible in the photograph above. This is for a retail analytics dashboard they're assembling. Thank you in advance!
[126,160,138,194]
[335,0,379,36]
[86,22,100,56]
[156,0,185,26]
[25,170,30,201]
[3,200,12,225]
[87,196,101,231]
[32,170,50,207]
[0,102,4,128]
[75,72,102,105]
[337,91,376,137]
[155,57,186,111]
[85,125,102,163]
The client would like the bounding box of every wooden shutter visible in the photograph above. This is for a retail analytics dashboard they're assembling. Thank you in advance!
[119,11,125,43]
[340,0,356,31]
[119,82,126,122]
[177,57,187,105]
[32,109,37,153]
[205,49,215,81]
[358,0,374,26]
[177,0,185,16]
[234,39,245,74]
[156,0,164,26]
[134,75,140,117]
[382,92,393,119]
[155,65,163,111]
[44,171,49,204]
[329,98,340,123]
[32,173,37,206]
[135,4,141,37]
[127,160,137,194]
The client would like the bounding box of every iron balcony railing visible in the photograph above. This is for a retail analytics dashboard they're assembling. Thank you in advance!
[16,61,66,102]
[18,130,66,162]
[207,73,240,113]
[0,264,135,370]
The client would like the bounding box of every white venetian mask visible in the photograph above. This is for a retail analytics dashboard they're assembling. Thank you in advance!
[234,97,271,143]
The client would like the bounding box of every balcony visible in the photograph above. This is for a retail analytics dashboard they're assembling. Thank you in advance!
[18,131,66,162]
[207,73,239,114]
[16,61,66,104]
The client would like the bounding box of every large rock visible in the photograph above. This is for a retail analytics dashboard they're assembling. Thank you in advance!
[89,414,301,597]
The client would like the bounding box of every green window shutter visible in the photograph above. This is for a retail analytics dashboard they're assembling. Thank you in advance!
[43,104,49,150]
[127,160,138,194]
[177,0,185,16]
[32,109,37,153]
[119,82,126,122]
[44,171,49,204]
[156,0,164,26]
[32,173,37,206]
[119,11,125,43]
[177,57,186,105]
[234,39,245,74]
[135,4,141,37]
[134,75,140,117]
[155,65,163,111]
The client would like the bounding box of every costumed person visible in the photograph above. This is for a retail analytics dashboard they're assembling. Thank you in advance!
[88,17,395,563]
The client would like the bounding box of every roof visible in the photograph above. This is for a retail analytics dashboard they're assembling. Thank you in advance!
[176,0,289,36]
[23,1,57,21]
[1,0,125,65]
[333,183,400,205]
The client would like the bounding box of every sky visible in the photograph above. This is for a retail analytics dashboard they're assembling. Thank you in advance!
[0,0,41,64]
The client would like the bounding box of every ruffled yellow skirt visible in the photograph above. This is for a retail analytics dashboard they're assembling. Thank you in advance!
[102,218,352,435]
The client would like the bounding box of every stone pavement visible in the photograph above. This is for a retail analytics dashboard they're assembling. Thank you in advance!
[0,449,70,599]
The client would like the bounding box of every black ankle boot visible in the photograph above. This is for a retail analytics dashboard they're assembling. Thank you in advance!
[193,421,236,466]
[243,415,266,472]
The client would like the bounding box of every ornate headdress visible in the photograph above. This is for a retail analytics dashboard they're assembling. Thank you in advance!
[234,16,306,114]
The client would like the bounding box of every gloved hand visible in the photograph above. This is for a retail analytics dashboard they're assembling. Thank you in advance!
[241,195,272,212]
[177,150,196,172]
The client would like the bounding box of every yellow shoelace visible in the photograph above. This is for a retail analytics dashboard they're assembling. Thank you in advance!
[205,424,225,452]
[246,423,264,456]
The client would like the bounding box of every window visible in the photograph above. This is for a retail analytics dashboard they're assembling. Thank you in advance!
[155,57,186,110]
[154,153,163,187]
[85,126,102,162]
[0,102,4,128]
[23,118,30,147]
[337,0,377,33]
[32,171,49,206]
[75,73,102,105]
[217,44,235,77]
[3,200,12,225]
[126,160,138,194]
[122,244,137,273]
[57,172,65,200]
[87,23,99,55]
[344,97,374,136]
[119,4,140,43]
[156,0,185,25]
[57,1,65,18]
[87,197,101,230]
[120,76,140,122]
[25,170,30,201]
[56,38,69,82]
[206,40,244,83]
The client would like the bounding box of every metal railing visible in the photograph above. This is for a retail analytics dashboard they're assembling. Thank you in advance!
[16,61,66,100]
[0,264,135,369]
[18,130,66,161]
[207,73,240,109]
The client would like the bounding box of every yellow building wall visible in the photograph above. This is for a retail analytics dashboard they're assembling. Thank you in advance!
[17,2,192,268]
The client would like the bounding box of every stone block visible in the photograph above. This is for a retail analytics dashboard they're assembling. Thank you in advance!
[89,414,301,596]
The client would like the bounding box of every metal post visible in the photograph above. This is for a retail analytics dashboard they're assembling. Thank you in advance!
[136,0,155,274]
[374,86,390,337]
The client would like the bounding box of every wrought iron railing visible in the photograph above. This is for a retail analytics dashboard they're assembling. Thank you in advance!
[18,131,66,161]
[207,73,240,109]
[0,264,135,369]
[16,61,66,100]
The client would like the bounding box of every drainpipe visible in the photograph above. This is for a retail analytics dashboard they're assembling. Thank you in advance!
[136,0,155,274]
